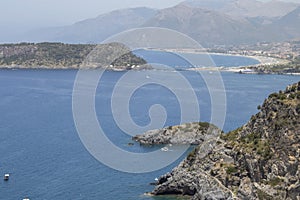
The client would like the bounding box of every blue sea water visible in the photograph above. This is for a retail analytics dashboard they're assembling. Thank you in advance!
[133,49,260,68]
[0,53,299,200]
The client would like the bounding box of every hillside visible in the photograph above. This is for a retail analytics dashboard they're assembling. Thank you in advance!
[0,43,147,69]
[143,4,260,46]
[269,6,300,40]
[142,3,300,46]
[140,82,300,199]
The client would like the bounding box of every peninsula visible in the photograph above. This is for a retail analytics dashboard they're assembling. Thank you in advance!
[0,42,148,70]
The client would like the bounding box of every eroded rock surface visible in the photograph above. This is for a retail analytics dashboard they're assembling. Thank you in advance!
[133,122,222,145]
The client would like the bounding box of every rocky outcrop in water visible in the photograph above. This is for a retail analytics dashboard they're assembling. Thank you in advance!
[133,122,222,145]
[149,82,300,199]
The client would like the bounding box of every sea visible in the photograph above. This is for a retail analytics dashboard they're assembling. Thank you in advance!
[0,51,299,200]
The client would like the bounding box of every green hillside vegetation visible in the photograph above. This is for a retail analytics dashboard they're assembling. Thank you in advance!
[0,42,146,69]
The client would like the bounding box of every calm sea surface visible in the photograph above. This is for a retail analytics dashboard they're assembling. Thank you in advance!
[0,53,299,199]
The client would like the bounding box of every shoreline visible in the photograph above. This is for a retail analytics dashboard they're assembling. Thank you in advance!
[163,48,289,66]
[1,49,297,75]
[144,48,298,75]
[1,66,299,76]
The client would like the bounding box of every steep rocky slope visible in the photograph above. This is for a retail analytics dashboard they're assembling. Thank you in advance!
[150,82,300,199]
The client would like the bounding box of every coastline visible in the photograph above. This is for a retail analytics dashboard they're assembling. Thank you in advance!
[185,52,298,75]
[156,48,287,65]
[0,64,153,71]
[145,48,297,75]
[1,48,297,75]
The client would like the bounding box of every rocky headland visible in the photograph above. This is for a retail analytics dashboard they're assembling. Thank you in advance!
[133,122,222,145]
[0,42,149,70]
[136,82,300,199]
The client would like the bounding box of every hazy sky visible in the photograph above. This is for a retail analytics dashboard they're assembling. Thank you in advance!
[0,0,299,37]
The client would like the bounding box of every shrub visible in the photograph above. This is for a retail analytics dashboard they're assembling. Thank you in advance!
[221,127,242,141]
[269,93,278,98]
[226,165,238,174]
[266,177,283,186]
[198,122,210,128]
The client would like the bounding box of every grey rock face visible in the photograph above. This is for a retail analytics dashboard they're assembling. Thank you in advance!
[133,122,222,145]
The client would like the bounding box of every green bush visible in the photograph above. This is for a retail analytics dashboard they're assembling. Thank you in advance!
[221,127,242,141]
[226,165,238,174]
[266,177,283,186]
[269,93,278,98]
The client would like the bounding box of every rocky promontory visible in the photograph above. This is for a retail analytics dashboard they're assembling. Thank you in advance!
[0,42,149,70]
[133,122,222,145]
[144,82,300,199]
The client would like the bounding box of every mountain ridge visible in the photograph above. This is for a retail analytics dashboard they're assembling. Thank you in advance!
[19,1,300,46]
[182,0,299,18]
[142,4,261,46]
[24,7,158,44]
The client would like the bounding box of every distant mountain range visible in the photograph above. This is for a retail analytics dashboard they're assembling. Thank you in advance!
[24,7,157,44]
[22,0,300,46]
[183,0,298,18]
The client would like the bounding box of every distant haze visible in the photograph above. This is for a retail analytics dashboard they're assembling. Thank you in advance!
[0,0,183,28]
[1,0,298,28]
[0,0,181,42]
[0,0,299,43]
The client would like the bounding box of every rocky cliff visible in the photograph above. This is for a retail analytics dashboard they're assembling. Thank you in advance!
[133,122,222,145]
[148,82,300,199]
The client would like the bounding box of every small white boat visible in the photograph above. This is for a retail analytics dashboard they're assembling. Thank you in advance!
[4,174,9,181]
[161,147,169,152]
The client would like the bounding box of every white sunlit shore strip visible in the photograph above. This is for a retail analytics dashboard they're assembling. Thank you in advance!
[148,48,291,71]
[160,48,298,75]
